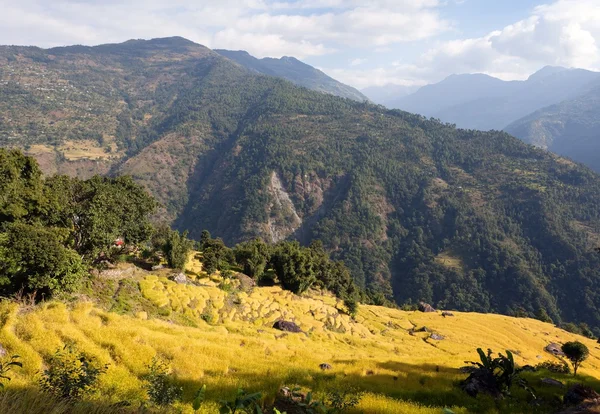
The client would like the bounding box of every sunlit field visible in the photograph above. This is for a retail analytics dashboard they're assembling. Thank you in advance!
[0,256,598,413]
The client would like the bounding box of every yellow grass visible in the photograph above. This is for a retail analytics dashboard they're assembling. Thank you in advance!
[0,255,598,413]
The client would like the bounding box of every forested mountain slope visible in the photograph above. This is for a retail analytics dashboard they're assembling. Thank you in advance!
[215,49,368,102]
[1,38,600,331]
[506,82,600,173]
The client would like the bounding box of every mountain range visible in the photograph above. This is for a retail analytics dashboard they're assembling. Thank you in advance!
[1,37,600,331]
[214,49,368,102]
[363,67,600,172]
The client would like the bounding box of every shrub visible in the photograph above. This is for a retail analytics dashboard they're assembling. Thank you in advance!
[144,357,182,406]
[535,360,570,374]
[39,345,108,400]
[343,298,358,318]
[560,322,582,335]
[462,348,526,397]
[562,341,589,376]
[0,355,22,389]
[325,387,363,413]
[192,384,206,412]
[219,388,263,413]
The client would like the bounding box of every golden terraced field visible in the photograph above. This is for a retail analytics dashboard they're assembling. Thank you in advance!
[0,258,598,413]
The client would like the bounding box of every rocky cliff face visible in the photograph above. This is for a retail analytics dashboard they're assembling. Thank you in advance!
[266,171,302,243]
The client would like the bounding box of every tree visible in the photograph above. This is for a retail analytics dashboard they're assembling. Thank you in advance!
[270,241,316,294]
[0,222,86,296]
[562,341,589,376]
[163,230,193,270]
[0,149,46,223]
[200,230,211,250]
[201,238,233,275]
[234,238,270,280]
[43,175,156,260]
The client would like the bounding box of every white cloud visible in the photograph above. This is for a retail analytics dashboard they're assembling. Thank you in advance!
[1,0,599,89]
[349,58,366,66]
[0,0,450,58]
[420,0,600,81]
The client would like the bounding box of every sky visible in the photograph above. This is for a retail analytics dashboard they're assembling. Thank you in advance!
[1,0,599,89]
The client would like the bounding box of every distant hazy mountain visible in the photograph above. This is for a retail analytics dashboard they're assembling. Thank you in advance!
[360,84,419,106]
[388,66,600,131]
[215,49,368,102]
[506,82,600,172]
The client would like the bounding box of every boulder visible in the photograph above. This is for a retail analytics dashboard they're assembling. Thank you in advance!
[564,384,600,406]
[235,273,256,291]
[430,333,445,341]
[0,343,6,358]
[319,363,332,371]
[418,302,436,313]
[545,343,565,357]
[441,311,455,317]
[172,273,187,284]
[521,365,536,372]
[151,264,164,271]
[273,320,302,333]
[540,378,564,388]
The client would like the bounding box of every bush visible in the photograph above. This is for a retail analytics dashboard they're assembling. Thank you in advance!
[462,348,526,397]
[145,357,182,406]
[219,388,263,413]
[343,298,358,318]
[325,387,363,413]
[39,345,108,400]
[560,322,582,335]
[535,361,570,374]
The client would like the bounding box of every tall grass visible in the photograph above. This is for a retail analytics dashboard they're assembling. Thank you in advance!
[0,261,598,413]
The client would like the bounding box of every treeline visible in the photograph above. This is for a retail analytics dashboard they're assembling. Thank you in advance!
[0,149,360,306]
[198,233,361,309]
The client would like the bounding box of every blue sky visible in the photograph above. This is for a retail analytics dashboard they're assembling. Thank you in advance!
[1,0,599,88]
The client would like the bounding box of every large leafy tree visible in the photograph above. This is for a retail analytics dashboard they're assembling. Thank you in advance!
[44,175,156,259]
[0,222,86,296]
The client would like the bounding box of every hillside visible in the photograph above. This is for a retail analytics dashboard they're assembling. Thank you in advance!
[2,38,600,333]
[215,50,368,102]
[0,257,599,414]
[387,67,600,131]
[505,83,600,172]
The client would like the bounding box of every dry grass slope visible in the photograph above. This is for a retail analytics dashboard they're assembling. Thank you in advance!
[0,257,598,413]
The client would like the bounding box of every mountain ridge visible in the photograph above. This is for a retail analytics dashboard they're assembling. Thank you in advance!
[214,49,368,102]
[1,38,600,331]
